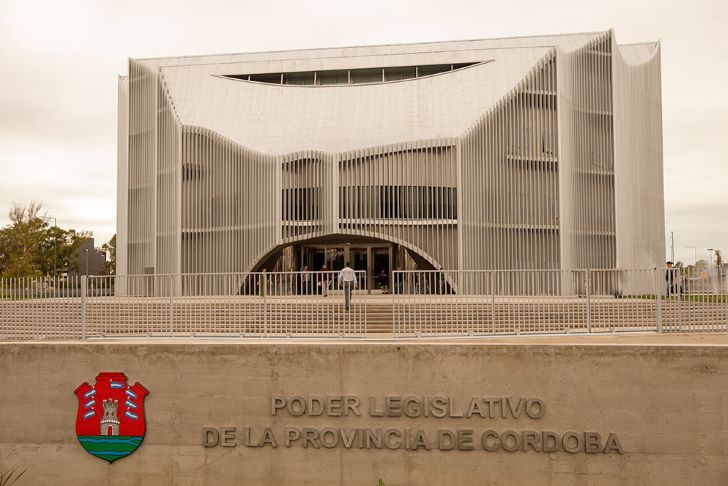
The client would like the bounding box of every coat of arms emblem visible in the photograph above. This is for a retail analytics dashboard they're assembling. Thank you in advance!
[74,372,149,462]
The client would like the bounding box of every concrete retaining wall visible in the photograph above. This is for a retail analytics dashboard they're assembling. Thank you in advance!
[1,341,727,485]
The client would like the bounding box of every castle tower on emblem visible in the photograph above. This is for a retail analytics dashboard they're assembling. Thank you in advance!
[100,399,120,436]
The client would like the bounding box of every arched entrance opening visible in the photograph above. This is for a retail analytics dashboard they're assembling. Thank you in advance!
[253,234,440,292]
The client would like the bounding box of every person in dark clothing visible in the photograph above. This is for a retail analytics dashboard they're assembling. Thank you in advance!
[666,261,677,297]
[301,265,312,295]
[376,269,389,292]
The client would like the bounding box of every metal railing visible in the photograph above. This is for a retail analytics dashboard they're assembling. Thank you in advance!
[1,268,726,340]
[0,275,85,340]
[391,269,728,337]
[0,271,367,340]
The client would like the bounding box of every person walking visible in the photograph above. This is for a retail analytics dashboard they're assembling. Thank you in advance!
[319,264,330,297]
[338,262,357,311]
[666,261,676,297]
[301,265,312,295]
[258,268,268,297]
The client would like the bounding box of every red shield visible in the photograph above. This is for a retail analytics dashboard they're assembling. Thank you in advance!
[74,372,148,463]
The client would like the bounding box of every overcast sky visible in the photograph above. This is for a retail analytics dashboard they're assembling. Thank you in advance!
[0,0,726,265]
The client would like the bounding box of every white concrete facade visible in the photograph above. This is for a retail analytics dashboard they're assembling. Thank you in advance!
[117,29,664,281]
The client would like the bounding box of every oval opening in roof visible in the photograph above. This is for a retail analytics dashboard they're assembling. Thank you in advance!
[220,61,488,87]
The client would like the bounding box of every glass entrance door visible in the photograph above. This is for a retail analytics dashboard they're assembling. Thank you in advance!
[372,248,390,292]
[326,248,345,271]
[350,248,368,273]
[306,248,325,271]
[302,247,344,271]
[300,242,393,291]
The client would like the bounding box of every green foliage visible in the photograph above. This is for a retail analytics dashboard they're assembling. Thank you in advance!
[378,480,385,486]
[101,234,116,275]
[0,202,88,278]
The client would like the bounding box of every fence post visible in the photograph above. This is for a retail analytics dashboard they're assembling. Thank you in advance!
[263,274,268,338]
[586,269,592,334]
[392,272,397,338]
[654,268,662,333]
[724,272,728,332]
[677,273,683,332]
[363,278,367,338]
[490,271,496,335]
[169,276,174,337]
[80,275,87,339]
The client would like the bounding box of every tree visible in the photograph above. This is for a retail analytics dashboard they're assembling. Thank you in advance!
[715,250,724,277]
[0,202,88,278]
[695,259,709,272]
[101,234,116,275]
[0,202,47,277]
[37,226,89,277]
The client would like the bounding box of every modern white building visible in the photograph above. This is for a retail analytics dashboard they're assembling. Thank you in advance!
[117,29,664,291]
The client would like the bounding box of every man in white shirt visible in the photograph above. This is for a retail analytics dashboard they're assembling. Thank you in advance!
[338,262,358,310]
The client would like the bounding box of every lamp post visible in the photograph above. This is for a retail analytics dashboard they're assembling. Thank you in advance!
[708,248,715,267]
[42,216,58,279]
[83,248,89,276]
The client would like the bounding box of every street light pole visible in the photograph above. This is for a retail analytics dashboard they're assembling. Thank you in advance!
[83,248,89,276]
[42,216,58,279]
[51,217,57,279]
[708,248,715,267]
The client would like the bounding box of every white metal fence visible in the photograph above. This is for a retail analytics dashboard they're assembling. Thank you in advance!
[0,271,367,340]
[392,269,728,336]
[1,269,726,340]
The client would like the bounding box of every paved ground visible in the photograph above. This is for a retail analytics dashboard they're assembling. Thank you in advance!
[8,332,728,346]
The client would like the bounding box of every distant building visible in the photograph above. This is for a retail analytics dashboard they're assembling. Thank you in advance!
[68,238,107,276]
[117,29,664,291]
